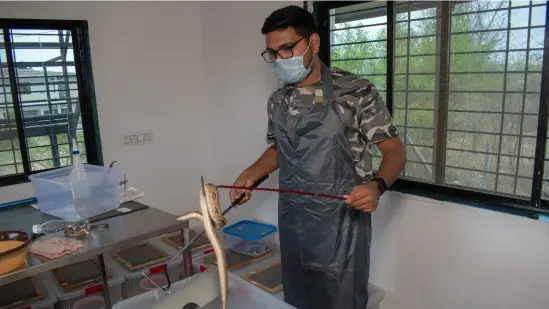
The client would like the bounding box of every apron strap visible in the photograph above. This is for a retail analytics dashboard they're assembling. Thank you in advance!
[320,62,336,103]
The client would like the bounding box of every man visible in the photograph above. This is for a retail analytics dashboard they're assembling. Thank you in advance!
[229,5,405,309]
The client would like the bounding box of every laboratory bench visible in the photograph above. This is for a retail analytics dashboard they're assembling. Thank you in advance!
[0,201,193,309]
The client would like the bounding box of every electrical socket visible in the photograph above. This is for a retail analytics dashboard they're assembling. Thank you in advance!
[121,131,153,147]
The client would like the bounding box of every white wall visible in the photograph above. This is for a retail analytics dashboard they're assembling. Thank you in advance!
[0,1,295,218]
[3,2,549,309]
[371,192,549,309]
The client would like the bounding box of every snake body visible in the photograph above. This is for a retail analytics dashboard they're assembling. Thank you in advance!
[176,183,228,309]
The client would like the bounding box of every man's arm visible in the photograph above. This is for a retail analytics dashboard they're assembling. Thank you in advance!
[229,147,278,204]
[344,81,406,211]
[240,146,279,182]
[375,136,405,187]
[229,93,280,204]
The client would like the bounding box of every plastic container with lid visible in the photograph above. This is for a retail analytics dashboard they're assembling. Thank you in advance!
[108,239,182,299]
[367,282,386,309]
[152,232,214,279]
[46,257,124,309]
[223,220,277,257]
[0,273,57,309]
[29,164,120,220]
[112,268,237,309]
[112,268,297,309]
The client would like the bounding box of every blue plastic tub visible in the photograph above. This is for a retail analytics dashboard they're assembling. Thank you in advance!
[222,220,277,256]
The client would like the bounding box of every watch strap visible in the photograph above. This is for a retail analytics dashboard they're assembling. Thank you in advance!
[372,177,388,195]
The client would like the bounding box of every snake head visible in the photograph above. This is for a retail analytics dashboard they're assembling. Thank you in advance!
[203,183,227,229]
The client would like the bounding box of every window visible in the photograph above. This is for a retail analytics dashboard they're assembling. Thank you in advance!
[0,19,102,186]
[315,1,549,210]
[18,82,31,94]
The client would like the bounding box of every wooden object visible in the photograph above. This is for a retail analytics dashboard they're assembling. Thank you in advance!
[204,249,273,271]
[0,276,44,309]
[52,259,108,290]
[112,243,169,271]
[241,261,283,294]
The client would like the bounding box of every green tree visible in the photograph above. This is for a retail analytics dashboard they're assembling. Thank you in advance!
[329,1,545,197]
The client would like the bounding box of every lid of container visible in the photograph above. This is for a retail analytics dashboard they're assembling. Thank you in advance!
[49,259,124,300]
[222,220,277,241]
[110,240,181,280]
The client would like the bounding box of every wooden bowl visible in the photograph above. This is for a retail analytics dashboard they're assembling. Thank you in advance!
[0,231,30,275]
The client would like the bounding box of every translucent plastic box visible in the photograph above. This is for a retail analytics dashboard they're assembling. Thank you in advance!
[3,273,57,309]
[108,239,182,300]
[112,268,297,309]
[29,164,120,220]
[223,220,277,257]
[45,257,124,309]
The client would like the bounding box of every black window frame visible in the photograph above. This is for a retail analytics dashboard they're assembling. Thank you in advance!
[313,1,549,215]
[0,18,103,187]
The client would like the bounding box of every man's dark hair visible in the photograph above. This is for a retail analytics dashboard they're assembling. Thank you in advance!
[261,5,317,37]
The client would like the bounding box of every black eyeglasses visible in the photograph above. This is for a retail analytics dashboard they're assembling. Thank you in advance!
[261,37,307,63]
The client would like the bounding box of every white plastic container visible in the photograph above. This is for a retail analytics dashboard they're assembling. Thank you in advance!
[29,164,120,220]
[152,233,214,279]
[111,268,297,309]
[1,273,57,309]
[222,220,277,256]
[46,258,124,309]
[367,283,386,309]
[108,239,182,299]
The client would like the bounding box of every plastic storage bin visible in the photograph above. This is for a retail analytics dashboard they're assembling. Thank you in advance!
[0,273,57,309]
[29,164,120,220]
[108,239,182,299]
[223,220,277,256]
[112,269,296,309]
[153,232,214,279]
[46,257,124,309]
[112,268,294,309]
[367,283,386,309]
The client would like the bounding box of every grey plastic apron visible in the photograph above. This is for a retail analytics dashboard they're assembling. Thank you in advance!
[270,62,371,309]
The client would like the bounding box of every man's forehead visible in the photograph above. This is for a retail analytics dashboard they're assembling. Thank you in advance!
[266,27,300,49]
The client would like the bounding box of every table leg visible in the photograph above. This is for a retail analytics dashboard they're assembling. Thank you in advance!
[98,254,113,309]
[181,226,193,278]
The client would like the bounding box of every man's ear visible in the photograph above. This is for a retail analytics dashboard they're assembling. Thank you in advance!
[310,33,320,54]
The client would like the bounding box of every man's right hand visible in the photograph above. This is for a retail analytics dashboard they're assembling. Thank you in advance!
[229,176,256,205]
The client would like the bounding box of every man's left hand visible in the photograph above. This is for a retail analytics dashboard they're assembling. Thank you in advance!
[343,182,380,212]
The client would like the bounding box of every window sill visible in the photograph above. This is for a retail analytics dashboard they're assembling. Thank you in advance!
[390,179,549,221]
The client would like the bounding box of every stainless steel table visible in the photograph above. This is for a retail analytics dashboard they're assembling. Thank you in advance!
[0,205,194,309]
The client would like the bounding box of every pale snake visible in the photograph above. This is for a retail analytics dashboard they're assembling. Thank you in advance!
[176,183,228,309]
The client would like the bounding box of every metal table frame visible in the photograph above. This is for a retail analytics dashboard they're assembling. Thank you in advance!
[0,206,194,309]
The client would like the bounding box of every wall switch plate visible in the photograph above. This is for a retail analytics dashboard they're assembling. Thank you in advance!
[121,131,153,147]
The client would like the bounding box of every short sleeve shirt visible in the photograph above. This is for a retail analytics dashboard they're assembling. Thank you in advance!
[266,66,399,183]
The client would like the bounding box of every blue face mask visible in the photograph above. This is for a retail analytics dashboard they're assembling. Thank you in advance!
[271,40,315,85]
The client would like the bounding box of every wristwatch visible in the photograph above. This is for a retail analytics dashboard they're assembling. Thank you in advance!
[371,177,388,196]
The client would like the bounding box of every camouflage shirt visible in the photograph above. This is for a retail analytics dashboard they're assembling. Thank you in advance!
[266,66,399,183]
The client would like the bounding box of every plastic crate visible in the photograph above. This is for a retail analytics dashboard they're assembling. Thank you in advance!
[367,283,386,309]
[45,257,124,309]
[108,239,182,299]
[152,232,214,279]
[112,268,241,309]
[1,273,57,309]
[29,164,120,220]
[223,220,277,256]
